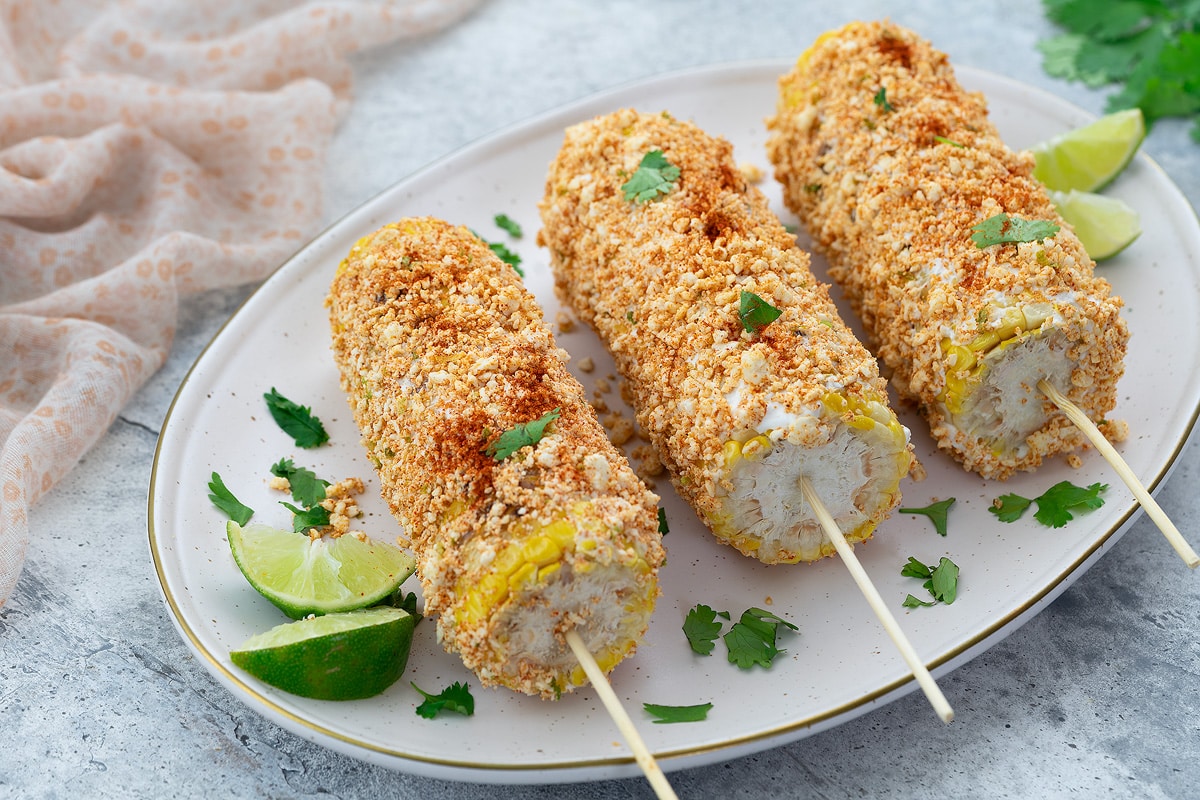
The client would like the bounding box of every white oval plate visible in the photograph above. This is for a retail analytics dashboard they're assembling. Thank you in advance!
[149,61,1200,784]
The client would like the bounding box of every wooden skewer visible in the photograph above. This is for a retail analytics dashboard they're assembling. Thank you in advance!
[565,629,679,800]
[1038,379,1199,568]
[799,475,955,723]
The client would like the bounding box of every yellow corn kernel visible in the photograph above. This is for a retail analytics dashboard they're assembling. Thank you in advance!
[942,342,976,372]
[741,434,772,461]
[541,519,576,549]
[848,415,876,431]
[537,563,561,583]
[723,440,742,467]
[822,392,849,415]
[968,330,1000,352]
[508,562,537,590]
[523,536,563,567]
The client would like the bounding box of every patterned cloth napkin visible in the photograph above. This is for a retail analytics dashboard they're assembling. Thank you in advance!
[0,0,480,606]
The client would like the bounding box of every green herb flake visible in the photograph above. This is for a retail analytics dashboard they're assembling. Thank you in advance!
[412,681,474,719]
[874,86,896,112]
[903,594,936,608]
[990,480,1108,527]
[970,213,1061,248]
[643,702,713,724]
[494,213,523,238]
[269,458,329,508]
[263,388,329,449]
[207,472,254,525]
[657,507,669,536]
[485,408,561,460]
[898,498,956,537]
[723,607,798,670]
[621,149,680,203]
[682,603,725,655]
[738,290,783,334]
[488,241,524,276]
[933,135,965,147]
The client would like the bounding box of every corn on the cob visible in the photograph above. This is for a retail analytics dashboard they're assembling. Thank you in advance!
[766,21,1129,480]
[538,109,915,565]
[327,217,664,699]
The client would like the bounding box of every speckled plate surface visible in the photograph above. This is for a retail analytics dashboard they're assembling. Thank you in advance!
[148,61,1200,784]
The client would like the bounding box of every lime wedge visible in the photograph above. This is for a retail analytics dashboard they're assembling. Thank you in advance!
[227,521,417,619]
[1031,108,1145,192]
[231,607,416,700]
[1050,189,1142,261]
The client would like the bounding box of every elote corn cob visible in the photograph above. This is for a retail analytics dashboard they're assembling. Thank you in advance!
[766,21,1129,480]
[327,217,664,699]
[538,109,915,565]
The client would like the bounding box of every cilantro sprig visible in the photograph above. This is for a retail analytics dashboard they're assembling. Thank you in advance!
[899,498,956,537]
[621,150,680,203]
[901,556,960,608]
[1037,0,1200,142]
[970,214,1061,248]
[493,213,523,238]
[270,458,329,508]
[990,480,1108,527]
[411,681,474,719]
[738,291,783,335]
[682,603,728,655]
[208,472,254,525]
[874,86,896,113]
[264,388,329,449]
[643,702,713,724]
[485,408,561,460]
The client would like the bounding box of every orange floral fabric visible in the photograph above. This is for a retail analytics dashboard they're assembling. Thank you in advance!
[0,0,480,606]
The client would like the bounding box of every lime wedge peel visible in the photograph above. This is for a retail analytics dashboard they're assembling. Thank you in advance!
[1031,108,1145,193]
[227,521,417,619]
[1050,189,1142,261]
[231,607,416,700]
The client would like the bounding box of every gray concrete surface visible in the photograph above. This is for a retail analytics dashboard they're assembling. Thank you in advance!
[5,1,1200,798]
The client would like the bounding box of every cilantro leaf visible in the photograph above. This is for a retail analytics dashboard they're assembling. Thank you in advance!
[738,291,783,334]
[899,498,956,537]
[263,388,329,449]
[488,241,524,277]
[929,557,960,604]
[494,213,523,238]
[207,472,254,525]
[933,135,965,148]
[970,214,1061,248]
[643,702,713,724]
[485,408,561,460]
[901,556,961,606]
[723,607,797,669]
[874,86,895,112]
[657,507,669,536]
[1033,480,1108,527]
[682,603,724,655]
[989,480,1107,527]
[989,493,1033,523]
[281,501,331,533]
[411,681,474,719]
[270,458,329,508]
[621,150,680,203]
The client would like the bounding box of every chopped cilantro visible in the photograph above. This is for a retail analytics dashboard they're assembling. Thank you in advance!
[657,507,669,536]
[643,702,713,724]
[682,603,725,655]
[901,556,960,606]
[412,681,474,719]
[494,213,523,238]
[485,408,561,460]
[903,594,936,608]
[738,290,783,334]
[723,607,798,669]
[898,498,956,537]
[207,472,254,525]
[281,501,331,533]
[621,149,680,203]
[270,458,329,508]
[933,135,965,147]
[1037,0,1200,141]
[263,388,329,449]
[970,213,1061,248]
[989,480,1108,527]
[487,241,524,276]
[874,86,896,112]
